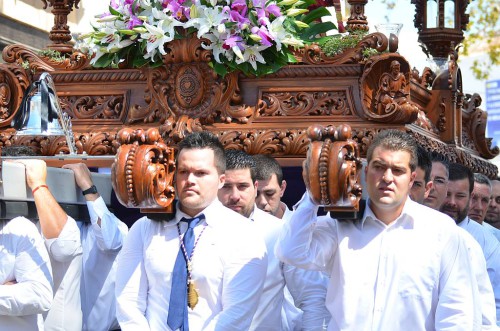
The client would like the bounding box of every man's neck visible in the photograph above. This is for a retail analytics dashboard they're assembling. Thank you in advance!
[275,202,287,219]
[368,200,406,225]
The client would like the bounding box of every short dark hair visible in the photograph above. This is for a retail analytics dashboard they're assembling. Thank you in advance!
[416,146,432,183]
[225,149,257,182]
[253,154,283,183]
[177,131,226,174]
[448,163,474,194]
[366,129,417,171]
[473,173,492,189]
[429,152,449,170]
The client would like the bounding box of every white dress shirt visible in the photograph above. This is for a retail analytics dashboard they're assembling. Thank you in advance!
[457,228,497,329]
[281,203,294,223]
[115,199,268,331]
[279,204,314,331]
[483,221,500,242]
[276,193,476,331]
[250,207,329,331]
[79,197,128,331]
[459,217,500,326]
[40,216,83,331]
[0,217,53,331]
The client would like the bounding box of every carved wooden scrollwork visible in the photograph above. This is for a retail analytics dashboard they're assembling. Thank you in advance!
[303,124,363,216]
[0,64,30,128]
[300,32,388,65]
[462,93,499,159]
[2,45,89,72]
[60,95,126,120]
[361,53,419,123]
[257,91,353,117]
[112,128,176,211]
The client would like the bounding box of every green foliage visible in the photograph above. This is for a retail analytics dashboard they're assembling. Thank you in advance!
[38,49,67,62]
[462,0,500,80]
[320,31,368,57]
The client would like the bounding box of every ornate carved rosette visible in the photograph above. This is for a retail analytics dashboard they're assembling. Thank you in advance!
[303,124,363,214]
[112,128,176,211]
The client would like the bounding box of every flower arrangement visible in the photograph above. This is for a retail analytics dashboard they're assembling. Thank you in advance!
[79,0,335,76]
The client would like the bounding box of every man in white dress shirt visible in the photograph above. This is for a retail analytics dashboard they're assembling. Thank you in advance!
[18,159,83,331]
[63,163,128,331]
[253,154,293,221]
[486,179,500,229]
[409,146,433,204]
[277,129,476,330]
[408,151,497,328]
[423,152,450,210]
[0,216,53,331]
[115,131,267,331]
[441,163,500,326]
[468,173,500,241]
[253,154,304,330]
[218,150,330,330]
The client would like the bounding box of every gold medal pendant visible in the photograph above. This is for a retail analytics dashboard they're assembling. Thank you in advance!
[188,280,199,309]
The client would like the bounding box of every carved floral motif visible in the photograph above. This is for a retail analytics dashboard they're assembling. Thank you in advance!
[257,91,353,117]
[59,95,125,120]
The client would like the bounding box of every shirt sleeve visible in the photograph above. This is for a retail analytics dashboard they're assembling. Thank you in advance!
[435,227,476,330]
[275,192,337,272]
[0,218,53,316]
[86,197,128,251]
[207,224,268,330]
[44,215,82,263]
[115,218,150,330]
[283,263,331,330]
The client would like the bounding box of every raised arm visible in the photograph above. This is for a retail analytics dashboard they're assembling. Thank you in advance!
[63,163,128,251]
[275,192,337,272]
[16,159,68,239]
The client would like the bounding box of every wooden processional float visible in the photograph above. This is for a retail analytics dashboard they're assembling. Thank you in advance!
[0,0,498,217]
[110,123,363,218]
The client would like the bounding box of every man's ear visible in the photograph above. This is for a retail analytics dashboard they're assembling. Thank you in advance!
[409,171,416,188]
[218,174,225,189]
[280,180,287,197]
[424,181,433,199]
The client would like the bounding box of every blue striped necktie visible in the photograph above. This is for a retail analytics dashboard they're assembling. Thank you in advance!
[167,215,203,331]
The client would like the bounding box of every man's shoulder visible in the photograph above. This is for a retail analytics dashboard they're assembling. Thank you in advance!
[2,216,39,236]
[407,199,456,228]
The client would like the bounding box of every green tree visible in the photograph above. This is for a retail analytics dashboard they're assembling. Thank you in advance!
[462,0,500,80]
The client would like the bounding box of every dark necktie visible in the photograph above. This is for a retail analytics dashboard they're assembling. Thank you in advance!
[167,215,203,331]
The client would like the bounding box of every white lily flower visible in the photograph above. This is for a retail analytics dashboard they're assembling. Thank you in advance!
[202,32,233,63]
[190,6,227,38]
[236,45,267,71]
[268,16,287,51]
[141,22,172,57]
[232,45,244,61]
[281,36,304,48]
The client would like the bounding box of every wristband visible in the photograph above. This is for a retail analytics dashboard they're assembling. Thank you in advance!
[32,184,48,195]
[82,185,98,196]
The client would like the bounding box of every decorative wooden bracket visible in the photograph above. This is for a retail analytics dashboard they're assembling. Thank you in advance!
[304,124,363,219]
[111,128,176,213]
